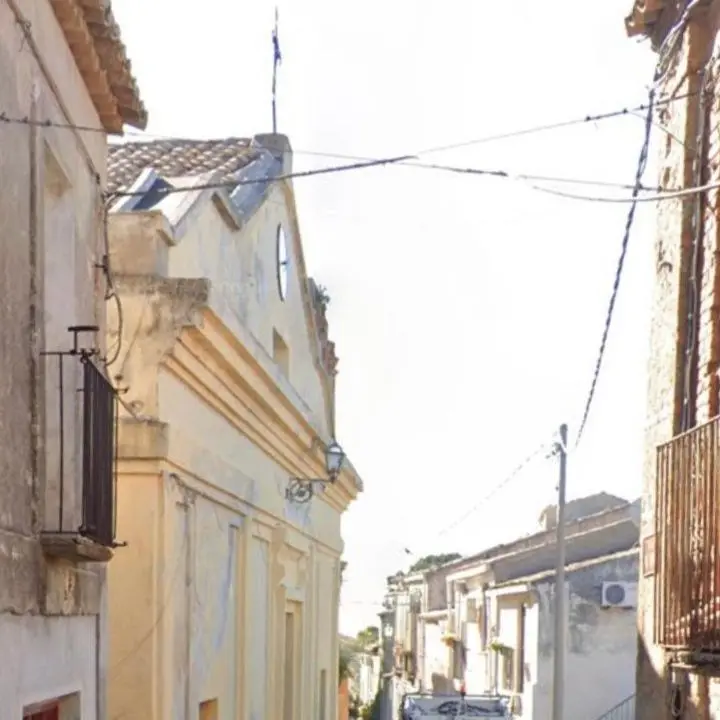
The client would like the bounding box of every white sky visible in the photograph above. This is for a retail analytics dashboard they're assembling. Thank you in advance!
[113,0,658,635]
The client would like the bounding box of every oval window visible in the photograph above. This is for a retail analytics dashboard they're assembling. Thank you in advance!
[276,225,289,301]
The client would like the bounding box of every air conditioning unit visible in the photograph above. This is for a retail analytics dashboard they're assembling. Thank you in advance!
[601,581,638,608]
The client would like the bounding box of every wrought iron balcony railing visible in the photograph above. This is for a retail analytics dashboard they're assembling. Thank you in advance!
[41,327,118,560]
[655,416,720,650]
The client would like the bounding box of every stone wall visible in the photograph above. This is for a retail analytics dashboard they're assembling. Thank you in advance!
[637,2,720,719]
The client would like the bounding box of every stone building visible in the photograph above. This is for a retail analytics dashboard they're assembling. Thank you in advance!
[0,0,145,718]
[625,0,720,717]
[382,494,639,720]
[104,134,362,720]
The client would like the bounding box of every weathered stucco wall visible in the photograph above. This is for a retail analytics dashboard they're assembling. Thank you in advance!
[0,614,98,720]
[169,184,331,439]
[0,0,107,617]
[0,1,113,717]
[530,553,638,720]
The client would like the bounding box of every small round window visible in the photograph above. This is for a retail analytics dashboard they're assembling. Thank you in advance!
[276,225,289,301]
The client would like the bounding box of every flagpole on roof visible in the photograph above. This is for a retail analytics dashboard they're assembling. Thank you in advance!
[271,7,282,134]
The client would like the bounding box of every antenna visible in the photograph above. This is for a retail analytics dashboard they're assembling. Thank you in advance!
[271,7,282,134]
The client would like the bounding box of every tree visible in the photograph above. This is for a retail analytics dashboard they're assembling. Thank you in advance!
[408,553,462,573]
[356,625,380,648]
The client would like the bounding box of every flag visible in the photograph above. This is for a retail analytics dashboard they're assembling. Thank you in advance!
[272,8,282,67]
[271,7,281,133]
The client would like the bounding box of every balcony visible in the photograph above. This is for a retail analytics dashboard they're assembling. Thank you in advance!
[41,338,118,563]
[655,416,720,650]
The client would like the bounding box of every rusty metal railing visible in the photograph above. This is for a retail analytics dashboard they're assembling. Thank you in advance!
[656,416,720,649]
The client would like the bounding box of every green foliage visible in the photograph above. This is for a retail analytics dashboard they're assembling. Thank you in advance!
[408,553,462,573]
[356,625,379,647]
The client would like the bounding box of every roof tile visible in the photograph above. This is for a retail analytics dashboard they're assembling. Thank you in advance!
[107,137,260,193]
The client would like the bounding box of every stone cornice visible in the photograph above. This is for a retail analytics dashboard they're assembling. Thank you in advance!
[169,309,360,510]
[111,276,360,513]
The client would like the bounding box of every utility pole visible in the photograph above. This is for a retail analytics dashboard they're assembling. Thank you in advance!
[551,423,568,720]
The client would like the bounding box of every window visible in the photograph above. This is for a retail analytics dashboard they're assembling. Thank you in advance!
[499,646,514,692]
[273,329,290,375]
[24,710,58,720]
[276,225,289,301]
[199,699,218,720]
[23,693,79,720]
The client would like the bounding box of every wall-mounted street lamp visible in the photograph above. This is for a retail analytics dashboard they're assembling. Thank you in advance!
[285,439,346,503]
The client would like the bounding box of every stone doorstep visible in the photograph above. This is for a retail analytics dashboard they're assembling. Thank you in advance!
[40,533,113,563]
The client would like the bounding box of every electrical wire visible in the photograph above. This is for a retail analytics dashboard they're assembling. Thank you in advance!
[113,131,665,193]
[107,157,673,201]
[573,90,655,449]
[433,440,554,541]
[527,177,720,204]
[107,148,720,204]
[0,86,697,152]
[106,154,416,200]
[413,91,693,157]
[118,88,696,156]
[573,6,718,448]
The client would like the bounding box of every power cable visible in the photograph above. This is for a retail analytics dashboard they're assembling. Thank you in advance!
[107,149,720,204]
[107,157,671,201]
[527,177,720,204]
[433,440,553,541]
[106,154,415,199]
[113,132,664,193]
[412,91,693,157]
[573,91,655,449]
[119,88,696,157]
[0,87,696,151]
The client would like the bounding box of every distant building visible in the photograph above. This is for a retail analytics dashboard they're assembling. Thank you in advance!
[383,493,640,720]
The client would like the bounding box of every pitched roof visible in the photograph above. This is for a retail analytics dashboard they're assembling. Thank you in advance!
[492,547,639,589]
[49,0,147,131]
[107,138,261,194]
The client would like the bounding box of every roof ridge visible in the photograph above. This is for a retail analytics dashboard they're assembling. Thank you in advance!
[111,135,252,144]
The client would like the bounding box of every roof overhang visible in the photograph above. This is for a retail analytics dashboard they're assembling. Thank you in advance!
[447,563,491,584]
[49,0,147,132]
[625,0,667,39]
[485,583,532,599]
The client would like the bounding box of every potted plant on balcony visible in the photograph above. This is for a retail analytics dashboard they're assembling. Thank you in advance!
[489,637,511,654]
[441,631,459,647]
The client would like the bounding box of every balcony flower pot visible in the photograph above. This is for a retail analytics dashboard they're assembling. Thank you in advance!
[489,638,511,654]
